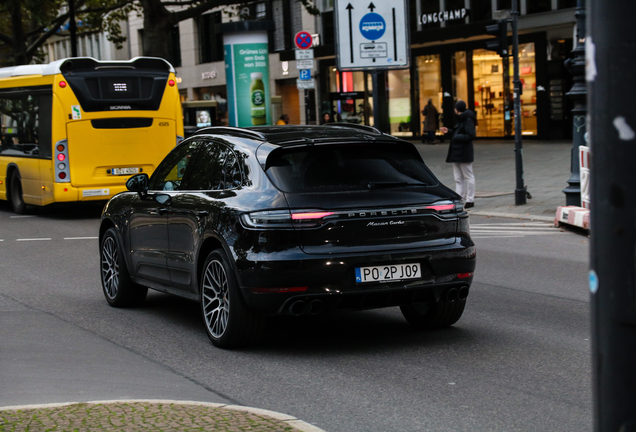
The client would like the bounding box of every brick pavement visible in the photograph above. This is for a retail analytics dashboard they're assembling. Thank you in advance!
[0,400,325,432]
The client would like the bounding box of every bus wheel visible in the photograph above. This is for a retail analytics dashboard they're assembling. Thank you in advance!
[9,170,26,214]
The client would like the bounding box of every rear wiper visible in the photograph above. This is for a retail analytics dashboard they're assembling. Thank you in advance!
[367,181,425,190]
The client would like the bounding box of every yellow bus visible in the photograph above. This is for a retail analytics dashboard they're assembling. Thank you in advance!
[0,57,184,213]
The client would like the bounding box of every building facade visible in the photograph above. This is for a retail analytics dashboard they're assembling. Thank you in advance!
[41,0,579,139]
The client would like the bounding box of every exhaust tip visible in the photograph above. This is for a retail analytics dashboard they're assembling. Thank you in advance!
[308,299,324,315]
[458,286,469,301]
[289,300,308,316]
[445,288,459,302]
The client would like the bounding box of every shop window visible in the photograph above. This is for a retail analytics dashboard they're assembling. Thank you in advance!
[527,0,552,14]
[470,0,492,22]
[453,52,468,105]
[198,12,224,64]
[557,0,577,8]
[388,69,411,137]
[472,43,537,137]
[417,55,442,137]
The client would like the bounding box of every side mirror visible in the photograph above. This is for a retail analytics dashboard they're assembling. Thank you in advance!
[126,173,149,193]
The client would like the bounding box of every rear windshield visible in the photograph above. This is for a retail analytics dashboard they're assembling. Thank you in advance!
[265,142,439,193]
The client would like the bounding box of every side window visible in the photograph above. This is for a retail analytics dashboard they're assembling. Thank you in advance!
[149,141,199,191]
[0,90,51,158]
[187,142,243,190]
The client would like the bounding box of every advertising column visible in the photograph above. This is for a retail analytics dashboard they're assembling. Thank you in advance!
[224,31,271,127]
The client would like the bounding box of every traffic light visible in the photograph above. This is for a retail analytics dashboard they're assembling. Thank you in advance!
[485,20,509,57]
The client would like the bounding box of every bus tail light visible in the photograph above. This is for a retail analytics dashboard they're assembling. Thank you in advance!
[54,139,71,183]
[176,135,184,146]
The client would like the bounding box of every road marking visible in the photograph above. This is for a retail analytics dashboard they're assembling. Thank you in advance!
[10,215,35,218]
[16,238,52,241]
[470,222,564,239]
[64,237,99,240]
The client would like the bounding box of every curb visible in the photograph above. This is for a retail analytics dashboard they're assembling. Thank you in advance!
[0,399,327,432]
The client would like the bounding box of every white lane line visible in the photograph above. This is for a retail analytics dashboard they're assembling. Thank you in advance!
[470,230,562,235]
[10,215,35,219]
[64,237,99,240]
[471,226,557,231]
[470,222,550,226]
[16,238,52,241]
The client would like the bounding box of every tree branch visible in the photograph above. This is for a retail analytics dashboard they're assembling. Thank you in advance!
[173,0,245,22]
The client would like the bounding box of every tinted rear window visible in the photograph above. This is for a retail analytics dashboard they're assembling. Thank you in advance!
[265,142,439,193]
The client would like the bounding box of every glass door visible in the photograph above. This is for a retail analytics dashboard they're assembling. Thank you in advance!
[416,55,442,137]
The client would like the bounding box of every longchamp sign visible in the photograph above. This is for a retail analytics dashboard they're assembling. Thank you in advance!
[418,8,467,25]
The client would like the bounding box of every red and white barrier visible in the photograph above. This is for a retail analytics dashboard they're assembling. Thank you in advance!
[580,145,590,209]
[555,205,590,230]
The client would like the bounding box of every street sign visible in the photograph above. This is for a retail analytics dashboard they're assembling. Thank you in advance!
[299,69,312,80]
[334,0,410,71]
[295,49,314,60]
[294,31,313,50]
[297,79,315,89]
[296,59,315,69]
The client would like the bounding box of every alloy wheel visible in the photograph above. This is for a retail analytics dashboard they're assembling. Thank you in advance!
[101,236,120,299]
[202,260,230,338]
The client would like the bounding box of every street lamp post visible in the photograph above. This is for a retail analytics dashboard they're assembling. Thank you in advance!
[562,0,586,206]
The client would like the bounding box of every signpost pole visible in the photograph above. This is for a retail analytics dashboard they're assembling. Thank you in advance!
[511,1,526,205]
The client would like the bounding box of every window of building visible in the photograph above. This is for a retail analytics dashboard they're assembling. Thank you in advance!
[322,11,335,45]
[445,0,467,27]
[527,0,552,14]
[198,12,223,64]
[470,0,492,22]
[496,0,520,11]
[557,0,577,8]
[171,25,182,67]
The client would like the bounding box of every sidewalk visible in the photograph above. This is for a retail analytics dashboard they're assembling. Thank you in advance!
[412,139,574,222]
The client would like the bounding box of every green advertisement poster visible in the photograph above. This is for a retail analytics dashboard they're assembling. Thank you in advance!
[224,35,271,127]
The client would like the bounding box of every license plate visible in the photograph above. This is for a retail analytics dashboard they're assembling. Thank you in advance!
[112,167,139,175]
[355,263,421,283]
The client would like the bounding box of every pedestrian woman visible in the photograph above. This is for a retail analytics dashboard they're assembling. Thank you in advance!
[321,112,333,124]
[421,98,439,144]
[440,100,476,208]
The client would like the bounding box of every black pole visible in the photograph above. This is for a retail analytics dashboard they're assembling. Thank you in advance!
[68,0,78,57]
[589,0,636,430]
[563,0,586,206]
[511,2,526,205]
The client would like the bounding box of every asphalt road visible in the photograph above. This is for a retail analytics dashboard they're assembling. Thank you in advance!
[0,201,591,432]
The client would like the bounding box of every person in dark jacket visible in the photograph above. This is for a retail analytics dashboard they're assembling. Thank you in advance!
[440,100,476,208]
[421,99,439,144]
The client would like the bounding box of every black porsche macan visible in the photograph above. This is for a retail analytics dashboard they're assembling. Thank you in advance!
[99,124,476,348]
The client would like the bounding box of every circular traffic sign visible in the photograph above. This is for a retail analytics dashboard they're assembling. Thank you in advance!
[359,13,386,41]
[294,31,313,50]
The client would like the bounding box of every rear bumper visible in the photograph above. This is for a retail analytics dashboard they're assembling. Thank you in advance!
[53,183,128,202]
[235,239,476,315]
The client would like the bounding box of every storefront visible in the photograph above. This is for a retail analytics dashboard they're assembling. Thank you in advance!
[308,6,575,140]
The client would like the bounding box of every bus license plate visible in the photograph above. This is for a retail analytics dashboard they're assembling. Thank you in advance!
[112,167,139,175]
[355,263,421,283]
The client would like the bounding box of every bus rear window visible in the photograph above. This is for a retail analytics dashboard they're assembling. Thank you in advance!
[264,142,439,193]
[61,58,170,112]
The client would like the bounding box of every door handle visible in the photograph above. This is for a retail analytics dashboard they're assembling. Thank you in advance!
[158,208,169,215]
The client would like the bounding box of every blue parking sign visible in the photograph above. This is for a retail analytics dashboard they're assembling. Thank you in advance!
[299,69,311,80]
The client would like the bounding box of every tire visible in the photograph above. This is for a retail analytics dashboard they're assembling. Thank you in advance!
[200,249,265,348]
[400,299,466,329]
[10,170,26,214]
[100,228,147,307]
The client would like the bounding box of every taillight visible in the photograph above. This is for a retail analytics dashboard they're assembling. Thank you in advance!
[240,209,335,229]
[425,204,455,212]
[54,139,70,183]
[457,272,474,278]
